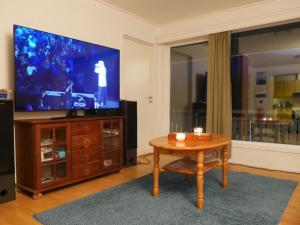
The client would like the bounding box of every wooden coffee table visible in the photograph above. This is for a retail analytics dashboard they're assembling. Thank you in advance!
[149,134,231,208]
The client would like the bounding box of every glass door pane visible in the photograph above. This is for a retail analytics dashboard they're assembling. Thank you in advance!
[103,121,111,138]
[53,126,68,180]
[102,121,112,152]
[39,124,70,186]
[55,145,67,161]
[56,162,67,179]
[103,138,111,152]
[112,137,120,148]
[101,120,121,168]
[103,151,120,168]
[41,146,54,162]
[41,164,55,184]
[55,127,66,144]
[111,121,120,136]
[41,128,54,146]
[231,24,300,145]
[41,128,54,164]
[170,42,208,133]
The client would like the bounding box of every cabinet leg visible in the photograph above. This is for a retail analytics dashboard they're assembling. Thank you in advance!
[32,193,43,200]
[16,187,23,193]
[118,168,125,174]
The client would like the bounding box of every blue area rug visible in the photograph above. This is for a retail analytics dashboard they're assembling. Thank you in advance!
[34,170,297,225]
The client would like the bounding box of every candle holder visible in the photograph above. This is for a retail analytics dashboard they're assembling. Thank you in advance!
[176,132,186,142]
[193,127,203,136]
[168,132,212,141]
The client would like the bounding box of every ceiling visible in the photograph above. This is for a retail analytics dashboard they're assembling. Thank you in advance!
[172,42,208,60]
[99,0,264,25]
[239,28,300,68]
[246,48,300,68]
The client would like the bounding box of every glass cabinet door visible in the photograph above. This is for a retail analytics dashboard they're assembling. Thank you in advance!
[102,119,122,169]
[39,124,70,186]
[41,128,54,162]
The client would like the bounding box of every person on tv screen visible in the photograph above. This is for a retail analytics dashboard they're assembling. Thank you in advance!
[65,80,74,109]
[94,60,107,107]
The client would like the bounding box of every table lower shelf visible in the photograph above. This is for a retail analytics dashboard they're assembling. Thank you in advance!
[163,157,221,175]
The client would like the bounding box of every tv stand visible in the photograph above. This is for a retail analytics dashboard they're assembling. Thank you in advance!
[50,110,80,120]
[50,115,85,120]
[15,116,124,198]
[66,110,77,118]
[50,116,68,120]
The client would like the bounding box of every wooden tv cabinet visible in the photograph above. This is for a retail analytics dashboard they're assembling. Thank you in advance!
[15,116,124,199]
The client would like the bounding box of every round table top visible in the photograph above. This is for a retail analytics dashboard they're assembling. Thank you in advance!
[149,134,231,151]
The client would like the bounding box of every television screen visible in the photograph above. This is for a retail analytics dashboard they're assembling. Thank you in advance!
[14,25,120,111]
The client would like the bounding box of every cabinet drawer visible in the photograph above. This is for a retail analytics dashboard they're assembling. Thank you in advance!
[72,121,99,135]
[72,150,100,166]
[72,134,100,151]
[72,161,100,179]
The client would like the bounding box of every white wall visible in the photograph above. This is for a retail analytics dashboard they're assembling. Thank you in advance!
[0,0,156,119]
[122,37,155,155]
[255,63,300,77]
[230,141,300,173]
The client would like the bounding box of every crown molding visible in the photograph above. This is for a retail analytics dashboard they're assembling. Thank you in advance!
[93,0,156,26]
[157,0,300,44]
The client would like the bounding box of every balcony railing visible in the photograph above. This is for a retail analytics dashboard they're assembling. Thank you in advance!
[171,110,300,145]
[232,115,300,145]
[170,110,206,133]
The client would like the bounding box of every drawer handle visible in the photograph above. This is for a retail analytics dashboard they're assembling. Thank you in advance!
[83,168,90,176]
[84,126,90,132]
[104,159,112,167]
[83,138,91,147]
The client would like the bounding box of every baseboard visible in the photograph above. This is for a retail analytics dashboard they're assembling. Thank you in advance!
[137,152,153,157]
[231,141,300,173]
[229,159,300,173]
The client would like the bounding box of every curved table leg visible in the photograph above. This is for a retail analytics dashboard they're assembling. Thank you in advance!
[153,147,160,198]
[196,151,204,208]
[222,145,228,188]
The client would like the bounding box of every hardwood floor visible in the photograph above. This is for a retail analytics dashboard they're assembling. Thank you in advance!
[0,155,299,225]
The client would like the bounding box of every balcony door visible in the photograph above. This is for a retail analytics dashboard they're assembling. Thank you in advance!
[170,42,208,133]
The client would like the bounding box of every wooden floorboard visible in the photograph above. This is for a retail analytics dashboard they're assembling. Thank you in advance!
[0,155,299,225]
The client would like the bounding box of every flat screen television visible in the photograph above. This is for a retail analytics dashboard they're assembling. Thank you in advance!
[14,25,120,112]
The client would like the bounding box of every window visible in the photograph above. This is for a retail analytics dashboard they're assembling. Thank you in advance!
[170,42,208,132]
[231,22,300,145]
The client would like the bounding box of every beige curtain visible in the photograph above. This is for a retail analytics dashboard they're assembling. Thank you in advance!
[206,31,232,151]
